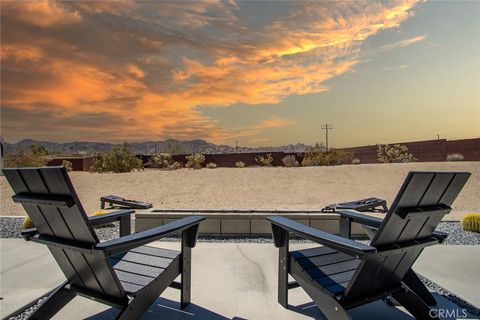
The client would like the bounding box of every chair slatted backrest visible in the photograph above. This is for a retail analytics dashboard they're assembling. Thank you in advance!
[342,171,470,302]
[3,167,126,302]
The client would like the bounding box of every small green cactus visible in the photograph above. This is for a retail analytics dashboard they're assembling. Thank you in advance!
[23,216,34,229]
[461,213,480,233]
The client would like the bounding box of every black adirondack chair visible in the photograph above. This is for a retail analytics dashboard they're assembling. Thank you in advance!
[3,166,205,320]
[267,171,470,320]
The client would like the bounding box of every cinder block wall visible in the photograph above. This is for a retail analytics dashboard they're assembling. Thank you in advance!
[135,213,366,237]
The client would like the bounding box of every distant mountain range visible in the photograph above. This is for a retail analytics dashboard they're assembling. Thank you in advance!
[3,139,311,155]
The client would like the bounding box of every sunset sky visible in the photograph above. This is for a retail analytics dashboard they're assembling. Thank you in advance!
[1,0,479,147]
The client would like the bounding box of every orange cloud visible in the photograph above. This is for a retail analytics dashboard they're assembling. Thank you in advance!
[381,34,427,50]
[1,0,81,27]
[1,1,421,143]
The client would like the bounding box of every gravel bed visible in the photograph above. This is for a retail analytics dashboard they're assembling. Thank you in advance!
[2,218,478,244]
[435,221,480,245]
[7,297,47,320]
[420,276,480,317]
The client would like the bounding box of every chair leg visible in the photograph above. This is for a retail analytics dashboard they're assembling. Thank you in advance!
[181,246,191,309]
[392,288,439,320]
[117,257,182,320]
[27,282,75,320]
[116,295,159,320]
[277,231,289,308]
[402,269,437,306]
[293,274,352,320]
[290,261,352,320]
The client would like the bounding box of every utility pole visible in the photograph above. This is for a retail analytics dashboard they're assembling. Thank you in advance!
[321,124,333,151]
[235,139,238,152]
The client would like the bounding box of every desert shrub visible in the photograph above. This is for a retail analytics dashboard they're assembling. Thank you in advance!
[352,158,361,165]
[206,162,217,169]
[90,143,143,173]
[4,148,48,168]
[185,153,205,169]
[255,153,273,167]
[235,161,245,168]
[148,153,173,169]
[23,216,34,229]
[377,144,416,163]
[301,143,325,166]
[167,161,182,170]
[62,160,73,172]
[301,149,352,166]
[324,150,352,165]
[89,152,104,172]
[90,210,115,227]
[282,155,299,167]
[30,144,49,156]
[461,213,480,233]
[447,153,464,161]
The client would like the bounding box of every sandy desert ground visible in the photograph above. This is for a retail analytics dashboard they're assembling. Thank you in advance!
[1,162,479,221]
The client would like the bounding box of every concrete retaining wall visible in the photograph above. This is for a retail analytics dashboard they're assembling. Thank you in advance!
[135,212,366,236]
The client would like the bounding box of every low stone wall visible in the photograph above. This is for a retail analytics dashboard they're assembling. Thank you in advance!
[135,212,366,236]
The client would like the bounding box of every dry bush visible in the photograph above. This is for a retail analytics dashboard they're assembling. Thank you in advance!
[62,160,73,172]
[324,150,352,165]
[151,153,173,169]
[90,143,143,173]
[282,155,299,167]
[352,158,361,165]
[301,144,324,166]
[301,148,352,166]
[377,144,416,163]
[206,162,217,169]
[168,161,182,170]
[30,144,49,156]
[4,148,48,168]
[255,153,273,167]
[185,153,205,169]
[144,154,181,170]
[446,153,464,161]
[235,161,245,168]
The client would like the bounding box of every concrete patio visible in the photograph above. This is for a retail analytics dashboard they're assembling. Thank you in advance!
[1,239,478,319]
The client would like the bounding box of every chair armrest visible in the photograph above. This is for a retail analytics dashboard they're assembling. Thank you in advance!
[267,216,377,257]
[96,215,206,256]
[337,209,383,228]
[89,209,135,226]
[432,230,448,242]
[21,227,38,240]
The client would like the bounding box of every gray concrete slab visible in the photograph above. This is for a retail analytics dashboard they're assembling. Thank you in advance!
[413,245,480,308]
[1,239,477,319]
[0,239,65,317]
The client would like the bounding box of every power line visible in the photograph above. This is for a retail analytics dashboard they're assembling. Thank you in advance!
[321,124,333,151]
